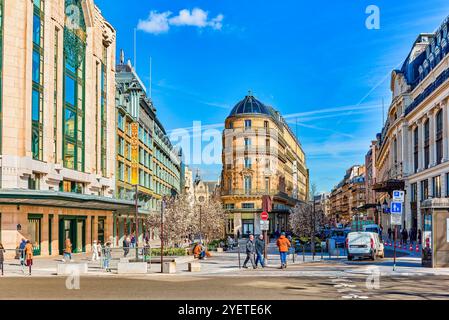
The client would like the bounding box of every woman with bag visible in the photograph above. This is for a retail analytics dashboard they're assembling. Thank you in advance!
[63,238,72,262]
[24,240,33,275]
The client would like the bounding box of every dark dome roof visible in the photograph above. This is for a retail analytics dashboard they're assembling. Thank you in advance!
[228,93,271,117]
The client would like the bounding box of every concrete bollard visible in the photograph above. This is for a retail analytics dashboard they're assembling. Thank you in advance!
[216,247,224,253]
[117,262,147,274]
[188,262,201,272]
[57,263,88,275]
[163,261,176,274]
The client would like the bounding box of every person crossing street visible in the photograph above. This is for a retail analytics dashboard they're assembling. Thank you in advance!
[255,234,265,268]
[243,234,256,269]
[276,232,291,269]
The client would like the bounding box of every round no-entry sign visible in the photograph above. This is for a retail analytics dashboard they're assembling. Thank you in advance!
[261,211,269,221]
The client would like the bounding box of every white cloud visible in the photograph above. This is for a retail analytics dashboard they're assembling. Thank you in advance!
[137,8,224,34]
[137,11,171,34]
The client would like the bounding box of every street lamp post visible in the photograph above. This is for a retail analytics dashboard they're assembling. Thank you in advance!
[376,202,381,227]
[312,199,316,260]
[199,204,202,242]
[160,197,166,273]
[134,184,139,261]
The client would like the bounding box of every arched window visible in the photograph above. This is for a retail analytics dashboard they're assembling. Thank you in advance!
[436,109,443,164]
[63,0,86,171]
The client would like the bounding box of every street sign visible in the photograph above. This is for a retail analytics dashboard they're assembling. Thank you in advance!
[261,211,269,221]
[391,202,403,214]
[391,214,402,225]
[392,190,405,202]
[260,220,269,231]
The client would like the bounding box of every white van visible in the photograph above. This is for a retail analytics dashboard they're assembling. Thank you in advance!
[346,232,384,261]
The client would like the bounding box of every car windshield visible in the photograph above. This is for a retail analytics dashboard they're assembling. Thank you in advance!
[365,228,378,233]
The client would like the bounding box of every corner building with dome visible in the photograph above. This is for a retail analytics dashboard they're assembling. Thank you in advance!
[220,93,309,237]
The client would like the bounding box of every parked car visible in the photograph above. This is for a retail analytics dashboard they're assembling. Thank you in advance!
[346,232,384,261]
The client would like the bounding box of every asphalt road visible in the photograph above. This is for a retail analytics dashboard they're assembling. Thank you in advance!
[0,263,447,300]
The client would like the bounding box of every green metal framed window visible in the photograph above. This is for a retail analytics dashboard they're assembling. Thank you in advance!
[32,1,45,160]
[28,214,42,256]
[63,0,86,171]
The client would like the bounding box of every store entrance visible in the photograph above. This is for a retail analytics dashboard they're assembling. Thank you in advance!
[59,217,86,254]
[242,219,254,237]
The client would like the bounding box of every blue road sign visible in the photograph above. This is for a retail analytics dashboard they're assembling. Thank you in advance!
[391,202,402,214]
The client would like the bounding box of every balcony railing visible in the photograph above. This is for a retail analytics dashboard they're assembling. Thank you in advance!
[221,188,287,197]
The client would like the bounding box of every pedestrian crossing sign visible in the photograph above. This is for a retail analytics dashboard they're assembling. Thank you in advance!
[391,202,402,214]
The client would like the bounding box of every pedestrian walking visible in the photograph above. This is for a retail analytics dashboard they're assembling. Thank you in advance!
[63,238,72,262]
[102,242,112,272]
[123,235,130,257]
[0,243,5,276]
[243,234,256,269]
[18,238,26,272]
[276,232,291,269]
[92,240,100,261]
[255,234,265,268]
[227,236,234,251]
[24,240,33,275]
[402,228,408,245]
[130,233,136,248]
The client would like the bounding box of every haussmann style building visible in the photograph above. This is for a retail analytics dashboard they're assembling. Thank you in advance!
[0,0,134,257]
[371,15,449,235]
[220,93,309,237]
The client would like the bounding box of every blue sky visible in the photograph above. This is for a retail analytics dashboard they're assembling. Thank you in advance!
[96,0,449,193]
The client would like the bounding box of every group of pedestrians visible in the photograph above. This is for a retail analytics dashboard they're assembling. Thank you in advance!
[387,227,422,245]
[122,233,137,257]
[243,232,292,269]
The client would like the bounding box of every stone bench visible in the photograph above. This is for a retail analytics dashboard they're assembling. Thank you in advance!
[188,262,201,272]
[117,262,148,274]
[163,261,176,274]
[57,263,88,275]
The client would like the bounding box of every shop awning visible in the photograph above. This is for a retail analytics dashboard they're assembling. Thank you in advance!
[372,179,405,193]
[358,203,378,210]
[0,189,135,213]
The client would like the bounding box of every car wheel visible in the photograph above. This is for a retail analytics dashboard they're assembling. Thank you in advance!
[347,255,353,261]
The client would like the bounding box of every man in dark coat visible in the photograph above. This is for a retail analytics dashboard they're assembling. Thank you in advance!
[255,234,265,268]
[243,234,256,269]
